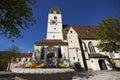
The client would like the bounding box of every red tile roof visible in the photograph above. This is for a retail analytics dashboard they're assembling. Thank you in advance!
[89,53,108,58]
[40,39,63,43]
[20,53,32,57]
[35,25,98,44]
[35,39,67,45]
[63,25,98,39]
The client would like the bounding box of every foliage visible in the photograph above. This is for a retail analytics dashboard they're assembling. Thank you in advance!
[25,62,68,68]
[0,51,20,64]
[0,52,12,64]
[0,64,7,71]
[0,45,20,64]
[0,51,20,70]
[96,16,120,52]
[74,62,82,70]
[0,0,36,39]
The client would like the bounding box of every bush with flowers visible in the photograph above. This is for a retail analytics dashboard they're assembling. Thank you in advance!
[24,62,68,68]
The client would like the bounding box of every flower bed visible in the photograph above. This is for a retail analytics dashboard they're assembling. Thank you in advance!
[12,68,75,80]
[25,62,67,68]
[12,62,75,80]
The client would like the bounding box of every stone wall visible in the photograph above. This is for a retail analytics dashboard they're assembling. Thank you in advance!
[15,72,74,80]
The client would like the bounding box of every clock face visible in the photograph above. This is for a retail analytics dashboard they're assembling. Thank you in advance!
[50,19,57,25]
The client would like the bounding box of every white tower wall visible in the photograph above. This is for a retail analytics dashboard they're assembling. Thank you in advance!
[47,13,63,39]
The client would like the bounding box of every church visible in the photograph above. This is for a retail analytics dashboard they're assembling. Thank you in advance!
[32,7,120,71]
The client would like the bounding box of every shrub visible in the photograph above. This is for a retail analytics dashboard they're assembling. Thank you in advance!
[74,62,81,70]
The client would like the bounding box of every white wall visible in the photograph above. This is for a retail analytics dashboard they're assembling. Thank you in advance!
[89,59,101,70]
[67,28,84,67]
[48,14,62,23]
[47,13,63,39]
[67,28,80,49]
[82,40,105,54]
[61,45,70,67]
[47,33,63,39]
[88,58,112,70]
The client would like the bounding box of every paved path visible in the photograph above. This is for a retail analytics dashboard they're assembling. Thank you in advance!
[0,71,120,80]
[73,71,120,80]
[0,71,15,80]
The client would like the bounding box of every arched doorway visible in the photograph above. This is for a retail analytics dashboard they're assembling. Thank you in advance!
[47,53,55,63]
[98,59,107,70]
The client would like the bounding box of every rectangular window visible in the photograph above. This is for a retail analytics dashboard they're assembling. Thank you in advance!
[53,35,55,38]
[76,49,78,52]
[54,28,56,30]
[73,57,75,60]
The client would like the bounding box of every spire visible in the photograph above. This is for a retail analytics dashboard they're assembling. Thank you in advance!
[49,6,61,14]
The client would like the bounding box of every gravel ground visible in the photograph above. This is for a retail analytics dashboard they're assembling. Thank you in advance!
[0,71,120,80]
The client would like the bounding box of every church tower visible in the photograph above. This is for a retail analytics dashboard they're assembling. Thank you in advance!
[47,7,63,40]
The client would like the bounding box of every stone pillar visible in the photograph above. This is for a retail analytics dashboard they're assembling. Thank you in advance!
[44,51,47,64]
[56,48,59,63]
[54,51,57,63]
[31,52,37,63]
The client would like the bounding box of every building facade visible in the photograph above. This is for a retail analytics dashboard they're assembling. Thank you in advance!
[9,52,32,71]
[32,7,120,71]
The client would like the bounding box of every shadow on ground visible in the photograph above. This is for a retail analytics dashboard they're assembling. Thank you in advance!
[73,70,94,79]
[0,72,15,80]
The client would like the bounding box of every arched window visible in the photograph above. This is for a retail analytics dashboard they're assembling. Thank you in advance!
[58,47,62,58]
[54,16,57,19]
[88,42,96,53]
[18,58,21,62]
[41,47,44,59]
[26,58,28,62]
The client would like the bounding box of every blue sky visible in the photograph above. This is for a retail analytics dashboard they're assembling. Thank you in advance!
[0,0,120,53]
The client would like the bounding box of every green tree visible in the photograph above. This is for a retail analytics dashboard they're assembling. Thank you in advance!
[0,52,13,64]
[96,16,120,52]
[0,51,18,70]
[0,0,36,39]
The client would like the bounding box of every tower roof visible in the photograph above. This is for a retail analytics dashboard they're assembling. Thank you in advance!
[49,6,61,14]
